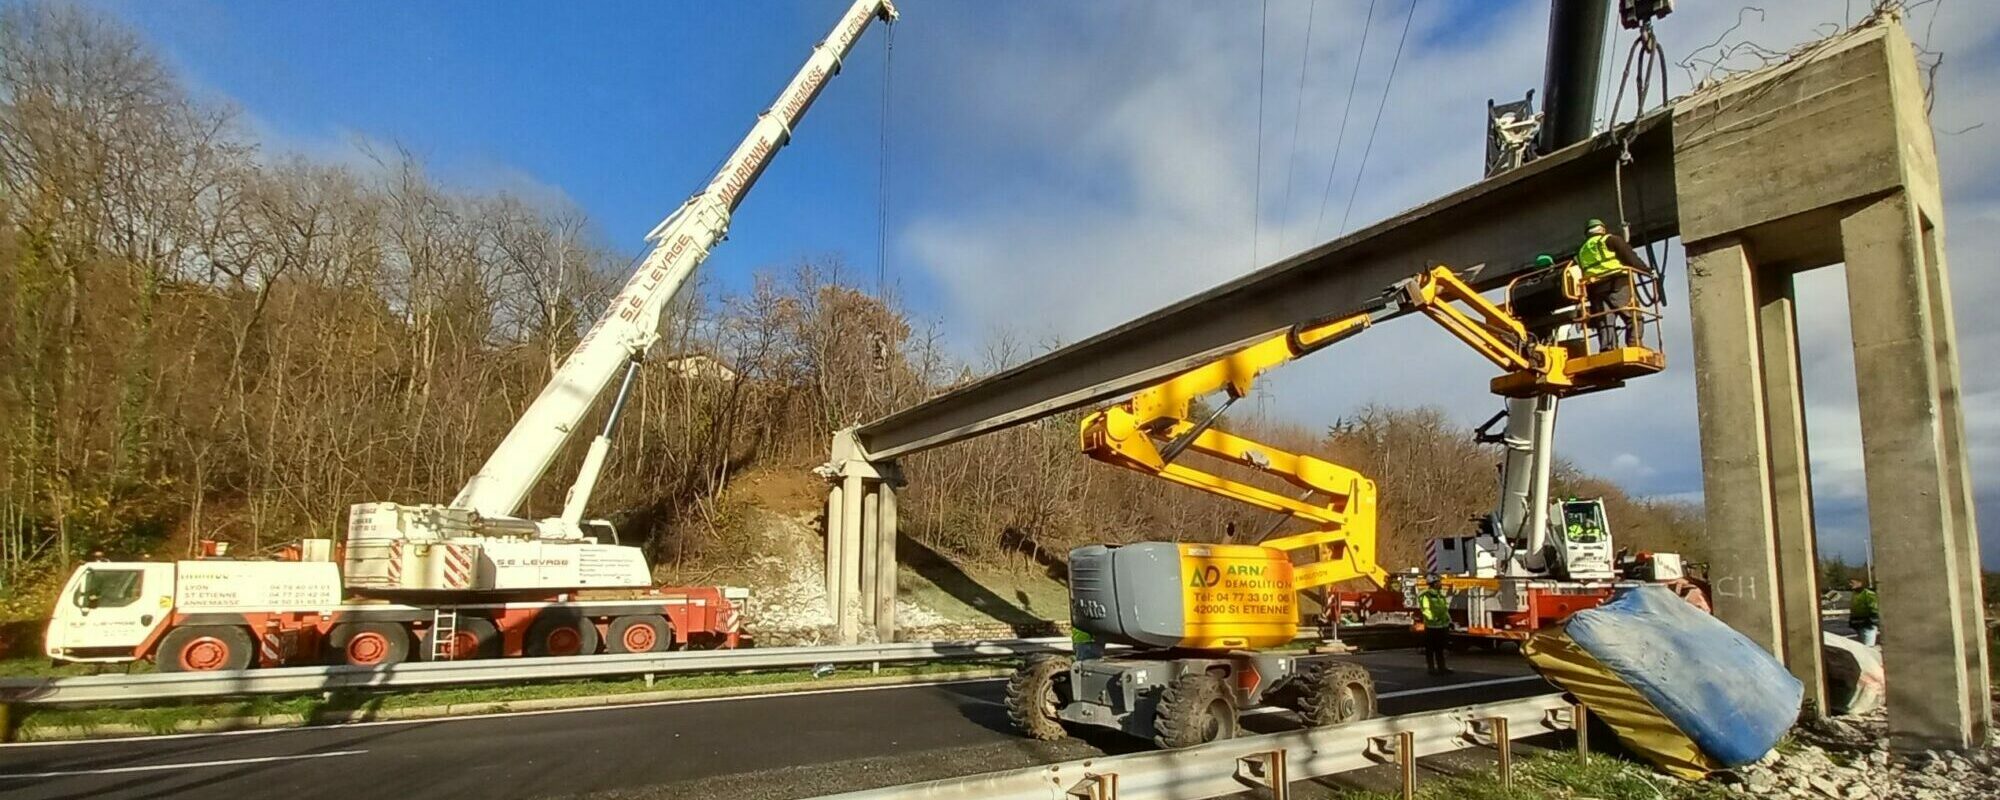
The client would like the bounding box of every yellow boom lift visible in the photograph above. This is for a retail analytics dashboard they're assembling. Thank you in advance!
[1007,256,1666,748]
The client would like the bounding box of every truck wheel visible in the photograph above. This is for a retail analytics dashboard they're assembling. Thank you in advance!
[526,610,601,657]
[421,617,499,661]
[1154,673,1239,748]
[158,625,254,672]
[606,615,671,654]
[1293,661,1376,727]
[1005,655,1074,740]
[330,622,411,667]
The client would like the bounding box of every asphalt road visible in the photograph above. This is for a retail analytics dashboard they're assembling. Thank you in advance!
[0,649,1551,800]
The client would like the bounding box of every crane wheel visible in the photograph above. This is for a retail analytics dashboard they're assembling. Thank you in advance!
[607,615,672,654]
[1004,655,1074,741]
[1292,661,1376,727]
[330,622,411,667]
[1153,673,1239,748]
[526,610,601,657]
[421,616,499,661]
[158,625,255,672]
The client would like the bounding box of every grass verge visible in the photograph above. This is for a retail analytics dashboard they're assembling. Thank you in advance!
[13,658,1017,738]
[1331,752,1736,800]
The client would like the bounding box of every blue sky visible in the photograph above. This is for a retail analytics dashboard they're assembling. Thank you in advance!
[80,1,2000,569]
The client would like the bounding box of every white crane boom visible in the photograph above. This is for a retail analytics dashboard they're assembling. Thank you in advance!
[341,0,897,595]
[453,0,899,518]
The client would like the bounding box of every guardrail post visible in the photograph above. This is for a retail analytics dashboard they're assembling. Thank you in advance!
[1235,749,1289,799]
[1369,731,1417,800]
[1065,772,1117,800]
[1465,716,1512,790]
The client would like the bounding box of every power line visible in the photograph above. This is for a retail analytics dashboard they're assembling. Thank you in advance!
[1279,0,1320,255]
[1312,0,1378,242]
[1252,0,1270,269]
[1337,0,1419,238]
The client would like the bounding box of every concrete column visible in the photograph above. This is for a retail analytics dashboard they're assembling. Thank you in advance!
[839,472,865,644]
[1685,238,1784,654]
[875,483,898,643]
[1755,269,1828,716]
[860,490,880,629]
[1917,218,1992,736]
[825,484,844,627]
[1840,190,1976,750]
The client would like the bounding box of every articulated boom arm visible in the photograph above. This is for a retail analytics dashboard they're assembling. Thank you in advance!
[1080,313,1388,591]
[451,0,899,520]
[1395,263,1664,397]
[1394,266,1574,396]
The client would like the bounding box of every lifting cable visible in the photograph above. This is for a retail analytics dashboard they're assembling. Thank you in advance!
[875,22,896,299]
[1604,18,1671,306]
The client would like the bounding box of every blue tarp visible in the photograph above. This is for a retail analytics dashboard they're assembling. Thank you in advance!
[1525,585,1802,775]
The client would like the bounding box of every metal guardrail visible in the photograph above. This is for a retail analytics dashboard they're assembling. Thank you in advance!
[0,638,1070,706]
[816,693,1577,800]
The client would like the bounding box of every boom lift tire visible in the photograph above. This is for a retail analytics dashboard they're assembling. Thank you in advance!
[1292,661,1376,727]
[422,616,500,661]
[525,609,600,657]
[158,625,255,672]
[607,614,672,654]
[330,621,411,667]
[1005,655,1075,740]
[1153,672,1240,748]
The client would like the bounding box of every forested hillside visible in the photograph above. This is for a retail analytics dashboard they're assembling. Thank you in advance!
[0,3,1704,620]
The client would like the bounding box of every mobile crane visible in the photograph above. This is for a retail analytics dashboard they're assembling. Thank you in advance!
[1007,255,1672,747]
[44,0,899,672]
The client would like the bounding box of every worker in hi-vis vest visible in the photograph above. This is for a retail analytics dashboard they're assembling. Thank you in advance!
[1577,219,1648,350]
[1417,575,1454,675]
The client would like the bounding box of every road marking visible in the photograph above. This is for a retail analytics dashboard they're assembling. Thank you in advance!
[0,677,1011,749]
[0,749,366,779]
[1380,675,1545,698]
[0,671,1547,751]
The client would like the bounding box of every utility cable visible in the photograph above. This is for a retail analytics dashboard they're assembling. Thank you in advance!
[1337,0,1419,238]
[1279,0,1320,255]
[1311,0,1378,241]
[1252,0,1270,269]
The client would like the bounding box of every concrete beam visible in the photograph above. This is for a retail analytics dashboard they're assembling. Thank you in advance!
[850,113,1677,460]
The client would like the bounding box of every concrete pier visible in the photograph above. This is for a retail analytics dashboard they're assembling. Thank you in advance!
[1675,17,1988,750]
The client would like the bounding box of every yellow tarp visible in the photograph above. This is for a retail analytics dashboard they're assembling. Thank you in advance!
[1522,628,1719,780]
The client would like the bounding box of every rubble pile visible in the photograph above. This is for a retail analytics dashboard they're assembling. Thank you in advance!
[1724,706,2000,799]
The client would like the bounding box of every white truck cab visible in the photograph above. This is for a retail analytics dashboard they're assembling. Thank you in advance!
[45,561,175,662]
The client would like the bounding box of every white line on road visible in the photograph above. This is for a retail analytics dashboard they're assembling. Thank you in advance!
[0,678,1009,749]
[1,671,1549,752]
[1233,675,1549,718]
[0,749,367,779]
[1379,675,1544,698]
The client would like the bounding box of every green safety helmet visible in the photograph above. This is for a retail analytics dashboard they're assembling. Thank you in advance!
[1535,254,1555,268]
[1586,218,1607,231]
